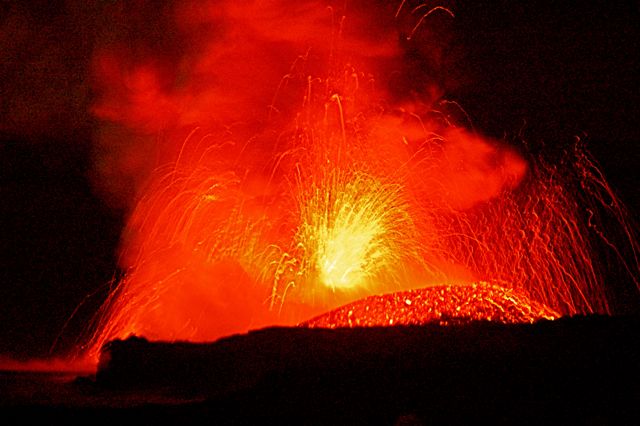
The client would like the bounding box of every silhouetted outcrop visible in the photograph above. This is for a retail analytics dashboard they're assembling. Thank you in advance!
[2,316,638,424]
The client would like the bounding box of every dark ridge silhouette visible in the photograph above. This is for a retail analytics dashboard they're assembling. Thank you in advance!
[2,315,638,424]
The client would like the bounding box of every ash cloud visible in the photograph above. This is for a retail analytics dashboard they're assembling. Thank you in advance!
[0,1,523,209]
[86,0,523,211]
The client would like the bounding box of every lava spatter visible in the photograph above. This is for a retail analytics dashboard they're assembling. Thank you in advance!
[301,282,559,328]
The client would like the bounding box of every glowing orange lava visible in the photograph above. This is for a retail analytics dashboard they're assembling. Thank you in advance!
[301,281,560,329]
[78,1,638,361]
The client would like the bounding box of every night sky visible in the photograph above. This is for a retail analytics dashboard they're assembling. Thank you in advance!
[1,1,639,359]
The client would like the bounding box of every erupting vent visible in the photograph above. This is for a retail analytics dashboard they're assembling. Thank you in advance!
[75,1,639,363]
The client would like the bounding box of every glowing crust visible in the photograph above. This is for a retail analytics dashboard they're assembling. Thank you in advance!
[301,282,559,328]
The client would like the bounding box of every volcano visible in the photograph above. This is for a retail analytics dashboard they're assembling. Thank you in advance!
[1,2,639,424]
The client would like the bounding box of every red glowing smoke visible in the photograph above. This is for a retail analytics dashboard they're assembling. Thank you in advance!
[89,1,507,210]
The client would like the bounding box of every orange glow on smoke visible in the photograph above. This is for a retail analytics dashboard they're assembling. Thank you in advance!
[81,1,638,360]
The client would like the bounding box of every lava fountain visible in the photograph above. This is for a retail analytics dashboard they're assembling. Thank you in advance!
[79,1,638,360]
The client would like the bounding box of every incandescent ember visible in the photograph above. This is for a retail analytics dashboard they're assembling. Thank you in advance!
[301,281,560,328]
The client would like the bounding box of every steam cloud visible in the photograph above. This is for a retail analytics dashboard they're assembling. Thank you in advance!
[88,0,525,210]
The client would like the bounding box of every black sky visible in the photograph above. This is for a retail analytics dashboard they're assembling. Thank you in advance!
[1,1,638,359]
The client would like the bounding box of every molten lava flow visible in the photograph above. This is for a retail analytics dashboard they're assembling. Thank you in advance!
[79,1,639,361]
[301,281,560,329]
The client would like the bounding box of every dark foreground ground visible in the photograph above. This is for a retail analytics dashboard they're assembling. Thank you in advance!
[1,315,638,424]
